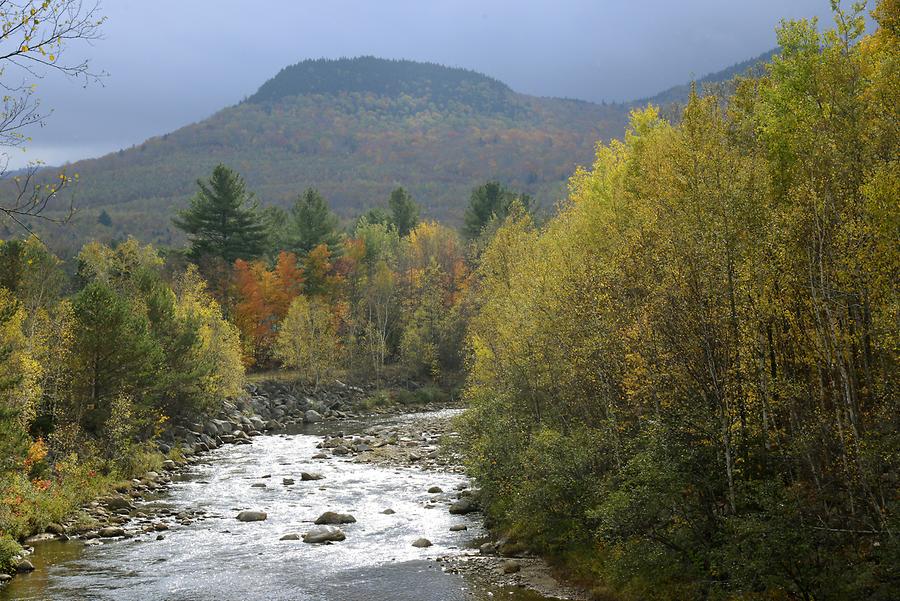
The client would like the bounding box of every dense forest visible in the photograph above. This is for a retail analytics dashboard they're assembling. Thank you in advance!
[462,4,898,599]
[0,1,897,599]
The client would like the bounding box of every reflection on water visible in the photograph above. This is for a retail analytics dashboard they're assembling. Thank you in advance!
[1,412,556,601]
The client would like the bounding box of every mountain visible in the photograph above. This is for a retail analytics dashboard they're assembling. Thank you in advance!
[16,54,774,251]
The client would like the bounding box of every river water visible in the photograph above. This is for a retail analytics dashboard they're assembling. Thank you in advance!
[1,411,555,601]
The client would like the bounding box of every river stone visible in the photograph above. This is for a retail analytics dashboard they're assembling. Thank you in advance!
[381,508,395,515]
[449,498,478,515]
[331,446,350,456]
[300,472,324,481]
[251,483,267,488]
[236,511,267,522]
[280,533,301,541]
[449,524,468,531]
[304,410,324,423]
[46,523,65,535]
[98,526,125,538]
[303,526,345,543]
[312,453,328,459]
[101,495,134,511]
[282,478,295,485]
[0,573,12,582]
[16,559,35,573]
[427,486,443,494]
[501,560,521,574]
[412,538,432,548]
[314,511,356,525]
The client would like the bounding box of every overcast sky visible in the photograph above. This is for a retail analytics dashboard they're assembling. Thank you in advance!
[6,0,842,169]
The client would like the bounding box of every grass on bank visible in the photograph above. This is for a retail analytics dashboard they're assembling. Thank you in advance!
[0,441,176,574]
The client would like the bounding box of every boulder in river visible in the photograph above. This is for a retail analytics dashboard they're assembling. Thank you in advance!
[98,526,126,538]
[279,533,301,541]
[251,483,267,488]
[302,526,345,543]
[501,560,521,574]
[411,538,432,548]
[300,472,324,481]
[304,410,323,423]
[314,511,356,525]
[16,559,35,573]
[381,508,396,515]
[282,478,295,485]
[236,511,267,522]
[449,524,468,532]
[427,486,443,494]
[101,495,134,511]
[449,497,479,515]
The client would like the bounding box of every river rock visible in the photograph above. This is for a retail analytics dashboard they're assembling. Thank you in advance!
[251,483,267,488]
[501,560,521,574]
[381,508,395,515]
[46,523,65,535]
[449,524,468,531]
[304,410,323,423]
[98,526,126,538]
[300,472,324,481]
[0,573,12,582]
[236,511,267,522]
[101,495,134,511]
[412,538,432,548]
[331,445,350,456]
[449,498,478,515]
[312,453,328,459]
[282,478,295,485]
[280,533,301,540]
[302,526,345,543]
[16,559,35,573]
[314,511,356,525]
[427,486,443,493]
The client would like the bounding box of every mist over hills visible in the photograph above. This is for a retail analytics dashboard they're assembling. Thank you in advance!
[18,53,775,251]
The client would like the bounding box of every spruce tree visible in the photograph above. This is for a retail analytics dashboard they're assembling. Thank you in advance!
[462,181,531,240]
[285,188,341,256]
[388,187,419,237]
[173,164,268,263]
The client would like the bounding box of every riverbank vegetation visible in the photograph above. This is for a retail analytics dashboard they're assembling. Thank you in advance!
[461,4,898,599]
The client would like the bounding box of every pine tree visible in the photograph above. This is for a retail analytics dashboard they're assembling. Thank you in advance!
[285,188,341,256]
[388,187,419,237]
[462,181,531,240]
[173,164,268,263]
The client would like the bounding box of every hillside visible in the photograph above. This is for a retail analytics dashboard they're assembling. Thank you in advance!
[16,55,773,251]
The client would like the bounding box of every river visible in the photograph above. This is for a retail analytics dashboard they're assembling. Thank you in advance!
[1,410,558,601]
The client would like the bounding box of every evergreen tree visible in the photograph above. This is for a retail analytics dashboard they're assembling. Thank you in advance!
[285,188,341,256]
[462,181,531,240]
[388,187,419,237]
[173,164,268,263]
[355,207,391,231]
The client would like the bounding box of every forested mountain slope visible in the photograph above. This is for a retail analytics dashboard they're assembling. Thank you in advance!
[18,55,770,251]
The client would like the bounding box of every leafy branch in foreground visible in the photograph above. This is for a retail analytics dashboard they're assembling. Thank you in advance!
[0,0,105,230]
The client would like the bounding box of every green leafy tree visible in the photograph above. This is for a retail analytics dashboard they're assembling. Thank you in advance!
[388,187,419,236]
[173,164,268,263]
[274,295,338,389]
[285,188,341,256]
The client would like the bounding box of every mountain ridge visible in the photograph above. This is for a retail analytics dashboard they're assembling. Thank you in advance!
[15,52,777,251]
